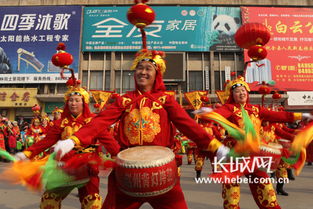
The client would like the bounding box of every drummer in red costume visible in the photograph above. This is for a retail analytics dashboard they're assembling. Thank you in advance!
[50,107,63,127]
[14,77,120,209]
[53,49,227,209]
[208,76,313,209]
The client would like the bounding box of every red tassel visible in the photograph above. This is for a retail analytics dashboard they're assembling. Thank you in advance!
[24,171,43,191]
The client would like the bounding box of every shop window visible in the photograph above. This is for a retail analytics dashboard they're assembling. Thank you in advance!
[214,71,226,91]
[82,71,106,90]
[104,71,111,91]
[90,71,103,90]
[115,70,135,93]
[189,71,203,91]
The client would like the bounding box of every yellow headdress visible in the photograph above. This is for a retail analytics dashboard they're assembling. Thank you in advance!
[31,117,40,124]
[130,49,166,75]
[41,113,50,122]
[226,76,250,92]
[64,78,90,104]
[225,76,250,96]
[52,107,63,114]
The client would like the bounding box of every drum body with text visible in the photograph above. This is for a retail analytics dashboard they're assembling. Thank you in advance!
[115,146,178,197]
[259,143,282,172]
[278,139,291,149]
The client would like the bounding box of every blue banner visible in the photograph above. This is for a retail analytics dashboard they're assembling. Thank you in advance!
[82,6,241,52]
[0,6,82,83]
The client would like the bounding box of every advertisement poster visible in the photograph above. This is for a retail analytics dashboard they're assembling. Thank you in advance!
[0,6,82,83]
[83,6,241,52]
[242,7,313,91]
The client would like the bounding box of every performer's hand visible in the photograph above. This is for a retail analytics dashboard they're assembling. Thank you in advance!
[14,152,28,161]
[216,145,230,161]
[302,113,313,121]
[54,139,75,158]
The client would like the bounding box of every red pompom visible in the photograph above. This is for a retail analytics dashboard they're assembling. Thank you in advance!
[32,104,41,112]
[94,103,100,108]
[66,78,75,86]
[272,91,282,99]
[57,42,66,51]
[200,96,209,103]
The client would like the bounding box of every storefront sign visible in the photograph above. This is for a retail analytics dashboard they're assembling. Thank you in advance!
[287,91,313,106]
[0,88,38,107]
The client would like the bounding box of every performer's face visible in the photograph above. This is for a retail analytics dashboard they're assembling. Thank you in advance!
[54,112,61,120]
[34,120,40,126]
[68,95,84,117]
[42,119,48,126]
[135,61,156,92]
[233,86,248,104]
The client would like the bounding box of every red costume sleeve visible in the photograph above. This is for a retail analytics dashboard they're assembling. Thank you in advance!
[281,125,296,134]
[214,103,298,124]
[163,95,219,150]
[274,125,295,141]
[212,125,223,141]
[95,131,121,156]
[26,121,62,158]
[73,96,125,146]
[213,104,234,118]
[258,105,297,123]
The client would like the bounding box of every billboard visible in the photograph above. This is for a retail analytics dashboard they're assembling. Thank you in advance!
[0,6,82,83]
[242,7,313,91]
[82,6,241,52]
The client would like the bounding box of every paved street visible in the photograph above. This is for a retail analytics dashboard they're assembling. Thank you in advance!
[0,156,312,209]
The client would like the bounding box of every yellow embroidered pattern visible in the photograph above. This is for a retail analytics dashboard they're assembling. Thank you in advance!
[124,107,161,145]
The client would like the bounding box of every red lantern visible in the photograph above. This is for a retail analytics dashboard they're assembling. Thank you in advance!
[235,22,271,49]
[51,43,74,68]
[247,45,267,61]
[200,96,209,103]
[230,72,236,77]
[51,52,73,68]
[272,91,282,100]
[258,85,271,95]
[127,1,155,28]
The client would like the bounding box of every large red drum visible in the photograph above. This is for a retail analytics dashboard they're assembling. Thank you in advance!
[115,146,178,197]
[278,139,291,149]
[259,143,282,171]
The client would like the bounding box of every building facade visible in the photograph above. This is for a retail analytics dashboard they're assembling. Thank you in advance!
[0,0,312,120]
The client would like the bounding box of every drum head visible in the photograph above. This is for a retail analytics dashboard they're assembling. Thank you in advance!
[117,146,175,168]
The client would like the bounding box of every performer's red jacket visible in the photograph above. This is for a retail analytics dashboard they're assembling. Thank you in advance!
[25,114,120,158]
[72,90,221,153]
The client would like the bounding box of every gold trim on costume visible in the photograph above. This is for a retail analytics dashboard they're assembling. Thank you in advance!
[23,150,32,158]
[207,138,222,152]
[294,112,302,121]
[71,136,81,146]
